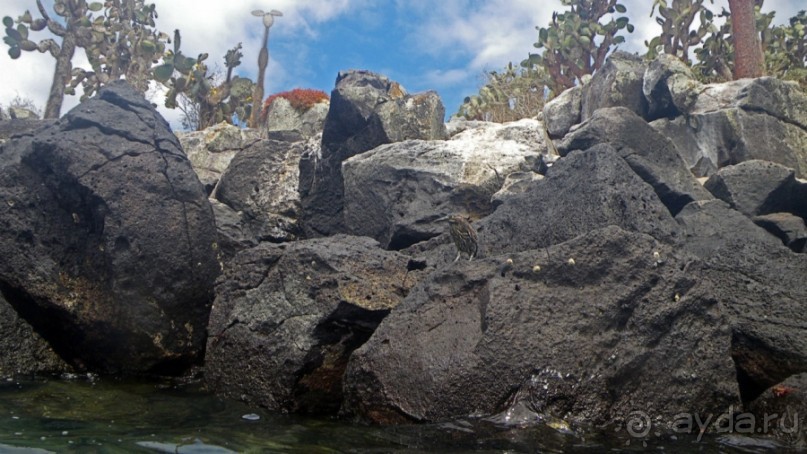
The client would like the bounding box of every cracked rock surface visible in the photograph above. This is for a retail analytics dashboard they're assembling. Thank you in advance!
[205,235,421,414]
[0,81,220,374]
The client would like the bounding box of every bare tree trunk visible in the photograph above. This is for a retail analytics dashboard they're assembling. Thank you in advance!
[728,0,765,79]
[44,32,76,119]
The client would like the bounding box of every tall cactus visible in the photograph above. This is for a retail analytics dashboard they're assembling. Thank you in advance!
[764,10,807,89]
[250,9,282,129]
[154,31,254,130]
[3,0,87,118]
[521,0,633,97]
[728,0,765,78]
[645,0,717,61]
[643,0,805,87]
[3,0,171,118]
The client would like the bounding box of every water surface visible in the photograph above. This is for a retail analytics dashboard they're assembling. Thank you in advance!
[0,375,792,453]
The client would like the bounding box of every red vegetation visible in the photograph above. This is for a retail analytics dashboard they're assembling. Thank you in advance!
[261,88,329,121]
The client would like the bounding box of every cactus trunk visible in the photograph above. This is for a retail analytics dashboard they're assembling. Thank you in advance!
[44,30,76,119]
[728,0,765,79]
[250,26,270,128]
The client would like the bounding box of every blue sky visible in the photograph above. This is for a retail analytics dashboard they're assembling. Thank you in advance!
[0,0,803,129]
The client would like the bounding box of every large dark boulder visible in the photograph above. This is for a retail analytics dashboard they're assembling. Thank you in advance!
[342,119,547,250]
[300,70,447,237]
[205,235,421,414]
[403,144,681,269]
[478,144,681,255]
[704,160,802,218]
[342,226,740,426]
[675,200,807,400]
[0,81,220,374]
[343,204,807,427]
[753,213,807,253]
[558,107,712,215]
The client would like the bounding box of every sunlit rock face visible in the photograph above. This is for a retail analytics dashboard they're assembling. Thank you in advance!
[342,119,549,250]
[212,135,315,253]
[263,96,329,139]
[648,74,807,178]
[177,122,261,194]
[299,70,447,237]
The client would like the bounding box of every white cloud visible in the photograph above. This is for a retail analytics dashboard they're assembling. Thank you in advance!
[0,0,367,126]
[423,68,475,87]
[407,0,553,71]
[402,0,804,101]
[1,0,803,126]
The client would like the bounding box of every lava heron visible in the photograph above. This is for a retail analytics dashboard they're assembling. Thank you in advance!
[439,214,478,262]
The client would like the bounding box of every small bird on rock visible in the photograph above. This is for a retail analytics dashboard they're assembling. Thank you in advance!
[438,214,478,262]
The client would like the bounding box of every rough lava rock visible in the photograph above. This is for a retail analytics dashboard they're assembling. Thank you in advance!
[403,144,681,280]
[205,235,421,414]
[650,77,807,177]
[300,70,447,237]
[0,292,72,377]
[342,119,548,250]
[542,85,582,139]
[642,53,702,120]
[477,144,681,256]
[264,97,329,139]
[0,81,220,374]
[753,213,807,253]
[177,122,260,193]
[208,199,258,263]
[704,160,801,217]
[0,118,55,146]
[675,200,807,400]
[214,136,315,246]
[558,107,712,215]
[342,226,740,426]
[491,171,544,206]
[191,60,807,444]
[343,199,807,426]
[747,373,807,447]
[581,51,648,121]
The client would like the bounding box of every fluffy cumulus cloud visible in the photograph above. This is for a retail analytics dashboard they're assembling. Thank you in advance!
[402,0,552,76]
[403,0,803,78]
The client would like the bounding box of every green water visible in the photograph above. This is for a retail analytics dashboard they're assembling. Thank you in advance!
[0,375,792,453]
